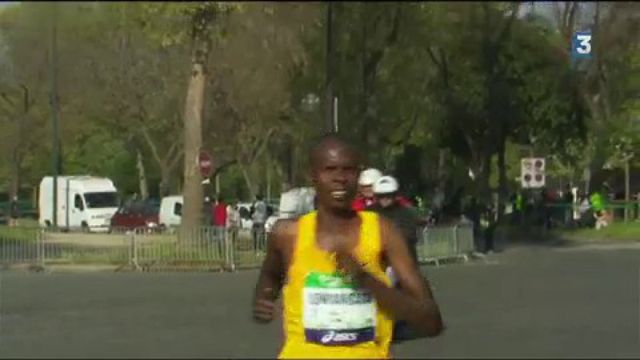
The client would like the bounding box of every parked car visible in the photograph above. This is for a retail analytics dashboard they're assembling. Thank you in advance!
[110,200,160,232]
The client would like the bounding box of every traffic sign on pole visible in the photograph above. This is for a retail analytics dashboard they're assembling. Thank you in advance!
[198,150,213,179]
[521,157,545,188]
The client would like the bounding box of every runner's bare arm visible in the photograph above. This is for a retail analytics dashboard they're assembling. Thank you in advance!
[252,219,293,323]
[337,217,444,336]
[381,218,443,335]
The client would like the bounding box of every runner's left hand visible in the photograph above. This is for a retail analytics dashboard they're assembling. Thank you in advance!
[335,249,366,280]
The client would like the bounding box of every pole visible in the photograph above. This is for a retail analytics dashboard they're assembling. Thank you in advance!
[333,97,338,132]
[49,3,60,229]
[266,157,271,204]
[324,2,335,134]
[625,158,630,222]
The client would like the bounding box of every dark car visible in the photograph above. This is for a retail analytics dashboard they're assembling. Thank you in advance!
[110,200,160,232]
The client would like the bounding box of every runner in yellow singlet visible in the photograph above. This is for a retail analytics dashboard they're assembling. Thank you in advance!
[252,134,444,359]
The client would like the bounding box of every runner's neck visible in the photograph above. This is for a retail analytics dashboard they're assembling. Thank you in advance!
[316,206,358,226]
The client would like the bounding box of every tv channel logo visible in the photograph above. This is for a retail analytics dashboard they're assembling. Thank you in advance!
[572,31,592,60]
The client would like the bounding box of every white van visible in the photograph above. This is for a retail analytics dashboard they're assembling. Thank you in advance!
[39,176,119,232]
[158,195,183,228]
[265,187,315,233]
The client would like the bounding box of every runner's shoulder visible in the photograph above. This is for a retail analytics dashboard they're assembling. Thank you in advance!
[270,218,298,248]
[374,213,395,233]
[375,213,404,247]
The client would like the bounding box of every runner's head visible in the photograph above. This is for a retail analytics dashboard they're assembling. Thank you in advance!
[309,133,360,213]
[373,175,399,208]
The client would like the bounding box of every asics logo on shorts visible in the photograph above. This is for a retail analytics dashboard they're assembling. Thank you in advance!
[320,331,358,344]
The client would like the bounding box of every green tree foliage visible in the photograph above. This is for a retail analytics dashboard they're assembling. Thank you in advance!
[0,2,638,224]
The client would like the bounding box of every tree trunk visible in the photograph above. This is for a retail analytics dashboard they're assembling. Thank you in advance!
[584,166,591,195]
[280,136,294,190]
[240,164,256,200]
[475,150,493,204]
[624,158,630,222]
[9,86,31,201]
[181,40,209,229]
[159,166,171,197]
[9,147,20,201]
[438,148,447,188]
[9,113,23,200]
[497,140,507,222]
[266,155,272,202]
[136,148,149,200]
[468,142,488,197]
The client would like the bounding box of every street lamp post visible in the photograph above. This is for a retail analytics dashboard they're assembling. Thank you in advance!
[325,2,336,133]
[49,3,60,228]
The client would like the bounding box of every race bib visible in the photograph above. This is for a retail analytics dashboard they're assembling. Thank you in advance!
[303,271,376,346]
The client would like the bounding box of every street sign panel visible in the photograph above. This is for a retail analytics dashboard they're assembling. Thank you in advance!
[571,31,592,61]
[198,150,213,178]
[521,157,545,188]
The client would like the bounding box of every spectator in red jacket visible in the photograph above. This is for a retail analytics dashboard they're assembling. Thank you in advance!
[212,196,228,228]
[352,168,414,211]
[352,168,383,211]
[396,195,413,208]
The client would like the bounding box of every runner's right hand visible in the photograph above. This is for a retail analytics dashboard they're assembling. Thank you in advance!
[253,288,277,323]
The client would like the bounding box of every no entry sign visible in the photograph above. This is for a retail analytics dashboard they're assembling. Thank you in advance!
[198,150,213,178]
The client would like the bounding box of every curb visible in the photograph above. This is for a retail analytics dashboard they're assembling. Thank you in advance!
[1,263,119,273]
[45,264,123,273]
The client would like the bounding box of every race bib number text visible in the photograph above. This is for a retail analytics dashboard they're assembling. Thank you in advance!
[302,272,377,346]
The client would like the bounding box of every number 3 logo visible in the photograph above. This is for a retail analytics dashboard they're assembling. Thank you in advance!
[576,34,592,54]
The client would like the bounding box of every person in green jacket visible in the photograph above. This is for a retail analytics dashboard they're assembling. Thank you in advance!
[511,191,524,225]
[589,191,605,217]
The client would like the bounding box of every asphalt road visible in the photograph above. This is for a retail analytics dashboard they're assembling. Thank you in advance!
[0,243,638,358]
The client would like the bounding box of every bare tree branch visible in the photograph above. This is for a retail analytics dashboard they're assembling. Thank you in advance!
[140,126,164,166]
[168,148,184,172]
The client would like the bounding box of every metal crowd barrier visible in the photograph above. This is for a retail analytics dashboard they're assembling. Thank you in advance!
[0,223,470,271]
[417,223,475,266]
[0,226,43,268]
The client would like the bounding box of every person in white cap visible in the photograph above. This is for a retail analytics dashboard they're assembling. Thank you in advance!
[370,175,420,267]
[370,175,423,343]
[352,168,383,211]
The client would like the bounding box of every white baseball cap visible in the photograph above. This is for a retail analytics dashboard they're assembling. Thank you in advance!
[373,175,399,195]
[358,168,383,186]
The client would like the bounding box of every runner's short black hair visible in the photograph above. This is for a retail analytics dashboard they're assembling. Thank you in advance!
[308,132,360,169]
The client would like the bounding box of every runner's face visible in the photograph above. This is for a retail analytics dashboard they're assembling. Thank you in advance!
[313,147,359,211]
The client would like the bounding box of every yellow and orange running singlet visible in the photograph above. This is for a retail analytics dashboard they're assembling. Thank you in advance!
[278,211,394,359]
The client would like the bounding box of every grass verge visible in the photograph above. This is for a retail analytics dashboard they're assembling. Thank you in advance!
[554,222,640,243]
[0,226,40,243]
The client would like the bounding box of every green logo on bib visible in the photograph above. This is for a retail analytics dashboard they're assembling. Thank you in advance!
[305,272,354,289]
